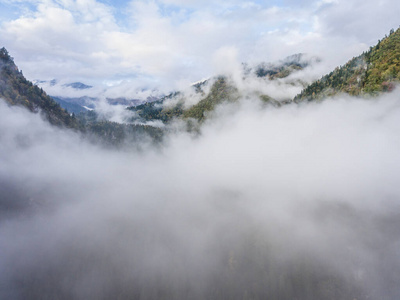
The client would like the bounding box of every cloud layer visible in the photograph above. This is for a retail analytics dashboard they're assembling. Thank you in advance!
[1,91,400,298]
[1,0,399,95]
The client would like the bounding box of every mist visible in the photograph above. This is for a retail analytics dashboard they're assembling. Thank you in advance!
[1,91,400,299]
[161,52,322,115]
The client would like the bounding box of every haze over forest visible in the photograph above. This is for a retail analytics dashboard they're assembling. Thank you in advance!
[1,0,400,299]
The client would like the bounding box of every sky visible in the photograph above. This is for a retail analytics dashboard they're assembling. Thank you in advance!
[0,0,399,96]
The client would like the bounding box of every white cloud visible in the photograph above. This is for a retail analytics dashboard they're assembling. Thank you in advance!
[2,91,400,297]
[0,0,399,96]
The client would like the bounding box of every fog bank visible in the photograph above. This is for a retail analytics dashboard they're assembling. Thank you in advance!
[1,93,400,299]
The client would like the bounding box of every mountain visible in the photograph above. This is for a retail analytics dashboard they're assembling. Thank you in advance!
[253,53,320,79]
[126,76,239,125]
[128,28,400,126]
[294,28,400,101]
[0,47,79,129]
[51,96,92,114]
[127,55,316,125]
[34,79,93,90]
[63,82,93,89]
[74,109,164,148]
[0,49,162,147]
[51,96,96,114]
[182,76,239,121]
[34,79,161,111]
[50,93,155,114]
[4,26,399,143]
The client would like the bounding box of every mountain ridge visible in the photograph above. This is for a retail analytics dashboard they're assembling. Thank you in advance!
[0,47,79,129]
[2,27,400,145]
[294,27,400,101]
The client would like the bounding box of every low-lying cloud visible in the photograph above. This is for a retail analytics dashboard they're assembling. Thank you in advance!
[1,92,400,299]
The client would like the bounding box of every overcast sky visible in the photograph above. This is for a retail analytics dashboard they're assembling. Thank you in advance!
[0,0,399,95]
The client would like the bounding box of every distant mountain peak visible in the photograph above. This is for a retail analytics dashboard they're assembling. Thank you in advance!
[63,82,93,90]
[251,53,320,79]
[34,79,93,90]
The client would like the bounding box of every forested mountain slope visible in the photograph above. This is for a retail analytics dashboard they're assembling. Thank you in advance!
[128,57,310,125]
[182,77,239,121]
[3,27,400,142]
[0,47,79,129]
[295,28,400,101]
[0,48,163,146]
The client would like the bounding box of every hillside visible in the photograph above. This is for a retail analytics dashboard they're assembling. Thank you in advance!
[294,28,400,101]
[0,48,164,146]
[126,77,239,125]
[4,25,399,141]
[254,53,319,79]
[76,110,164,147]
[0,48,79,129]
[52,96,90,114]
[128,55,313,125]
[180,55,315,121]
[182,77,239,121]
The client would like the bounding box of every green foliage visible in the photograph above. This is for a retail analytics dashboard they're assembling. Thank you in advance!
[0,47,79,129]
[76,110,163,147]
[85,120,163,148]
[128,100,165,121]
[183,77,239,121]
[255,54,310,79]
[0,47,165,147]
[363,27,400,93]
[257,64,303,79]
[259,94,283,107]
[295,28,400,101]
[294,55,367,101]
[128,77,239,124]
[0,47,13,63]
[127,93,184,123]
